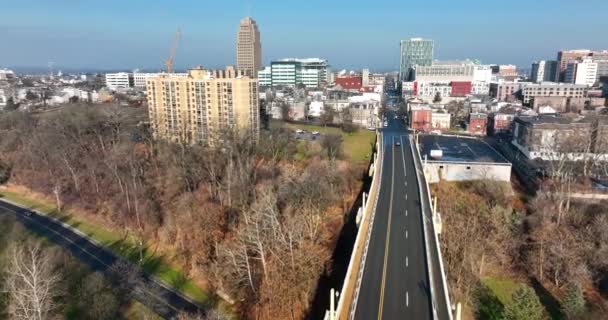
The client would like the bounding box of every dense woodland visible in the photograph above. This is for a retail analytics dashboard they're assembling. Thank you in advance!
[0,104,366,319]
[436,179,608,319]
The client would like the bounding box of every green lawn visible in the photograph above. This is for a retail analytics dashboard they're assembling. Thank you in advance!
[0,189,209,306]
[125,301,163,320]
[483,277,522,306]
[279,122,377,162]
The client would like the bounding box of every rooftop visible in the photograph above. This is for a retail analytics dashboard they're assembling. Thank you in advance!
[420,135,509,164]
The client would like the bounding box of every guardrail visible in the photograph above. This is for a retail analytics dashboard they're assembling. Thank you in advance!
[328,131,383,320]
[410,135,453,320]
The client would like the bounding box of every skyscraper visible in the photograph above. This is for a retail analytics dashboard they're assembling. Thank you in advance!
[399,38,434,82]
[237,17,262,77]
[531,60,558,83]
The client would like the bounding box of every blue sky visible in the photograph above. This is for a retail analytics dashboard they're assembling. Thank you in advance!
[1,0,607,72]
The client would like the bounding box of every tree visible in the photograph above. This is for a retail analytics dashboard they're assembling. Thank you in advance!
[0,159,10,184]
[433,92,442,103]
[5,97,19,111]
[340,108,357,133]
[77,272,122,320]
[561,284,586,319]
[4,241,61,320]
[320,134,343,160]
[320,104,335,126]
[504,286,546,320]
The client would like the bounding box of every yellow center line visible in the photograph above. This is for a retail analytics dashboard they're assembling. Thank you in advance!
[378,138,396,320]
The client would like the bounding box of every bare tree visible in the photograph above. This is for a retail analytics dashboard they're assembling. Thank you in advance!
[4,241,61,320]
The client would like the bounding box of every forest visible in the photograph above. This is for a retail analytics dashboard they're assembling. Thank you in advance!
[0,104,368,319]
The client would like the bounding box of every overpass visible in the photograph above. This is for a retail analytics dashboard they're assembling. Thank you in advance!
[327,115,453,320]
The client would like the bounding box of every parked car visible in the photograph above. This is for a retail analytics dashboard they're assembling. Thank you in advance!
[395,141,401,147]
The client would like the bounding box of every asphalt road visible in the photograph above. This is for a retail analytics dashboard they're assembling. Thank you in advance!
[0,199,204,319]
[353,115,450,319]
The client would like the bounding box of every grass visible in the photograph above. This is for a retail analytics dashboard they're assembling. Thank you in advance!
[278,122,376,162]
[0,189,210,306]
[483,277,522,307]
[125,301,163,320]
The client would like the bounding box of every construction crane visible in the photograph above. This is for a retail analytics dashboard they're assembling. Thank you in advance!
[163,29,181,74]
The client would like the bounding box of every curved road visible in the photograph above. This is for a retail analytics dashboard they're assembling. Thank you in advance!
[0,199,205,319]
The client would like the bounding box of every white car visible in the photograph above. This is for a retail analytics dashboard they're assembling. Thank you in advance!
[295,129,304,134]
[383,121,388,127]
[312,131,320,135]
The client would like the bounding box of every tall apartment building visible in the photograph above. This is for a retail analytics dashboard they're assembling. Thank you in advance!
[237,17,262,77]
[531,60,558,82]
[399,38,433,82]
[565,59,598,86]
[258,58,329,88]
[146,66,259,145]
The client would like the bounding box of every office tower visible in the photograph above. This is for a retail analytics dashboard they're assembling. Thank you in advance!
[557,50,592,81]
[146,66,260,145]
[399,38,434,82]
[564,59,598,86]
[531,60,558,82]
[237,17,262,77]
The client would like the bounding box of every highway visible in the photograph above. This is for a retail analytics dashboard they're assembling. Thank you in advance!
[353,115,449,319]
[0,199,204,319]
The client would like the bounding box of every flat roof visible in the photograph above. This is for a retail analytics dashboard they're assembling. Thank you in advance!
[419,135,509,164]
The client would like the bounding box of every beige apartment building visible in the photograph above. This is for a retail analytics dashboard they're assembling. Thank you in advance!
[237,17,262,77]
[146,66,259,145]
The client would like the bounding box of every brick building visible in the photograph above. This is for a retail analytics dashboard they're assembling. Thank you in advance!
[468,113,488,135]
[451,81,472,97]
[488,113,516,135]
[410,105,433,131]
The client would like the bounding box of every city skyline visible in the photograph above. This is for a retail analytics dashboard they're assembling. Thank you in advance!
[2,0,608,72]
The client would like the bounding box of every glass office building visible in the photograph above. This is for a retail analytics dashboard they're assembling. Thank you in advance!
[400,38,434,82]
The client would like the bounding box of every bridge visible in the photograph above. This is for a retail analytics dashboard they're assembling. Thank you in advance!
[326,115,453,320]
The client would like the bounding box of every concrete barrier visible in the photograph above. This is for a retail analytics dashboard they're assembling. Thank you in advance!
[333,132,383,320]
[411,135,453,320]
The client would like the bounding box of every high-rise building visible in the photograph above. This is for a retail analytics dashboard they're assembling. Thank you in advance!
[557,50,592,81]
[565,59,598,86]
[237,17,262,77]
[399,38,433,82]
[531,60,558,82]
[146,66,259,145]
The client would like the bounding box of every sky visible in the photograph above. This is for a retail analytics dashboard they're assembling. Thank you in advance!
[2,0,607,72]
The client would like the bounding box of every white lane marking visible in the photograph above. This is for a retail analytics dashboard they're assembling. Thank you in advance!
[405,209,408,216]
[406,291,409,307]
[406,230,408,239]
[406,193,408,200]
[406,256,409,267]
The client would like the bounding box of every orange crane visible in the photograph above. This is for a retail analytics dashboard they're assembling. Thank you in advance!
[163,29,181,74]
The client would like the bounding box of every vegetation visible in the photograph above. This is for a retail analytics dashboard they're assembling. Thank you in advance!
[436,178,608,319]
[0,215,158,319]
[0,104,367,319]
[504,286,546,320]
[278,121,376,162]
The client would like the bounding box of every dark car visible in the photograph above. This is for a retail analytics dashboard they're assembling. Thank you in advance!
[24,210,33,217]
